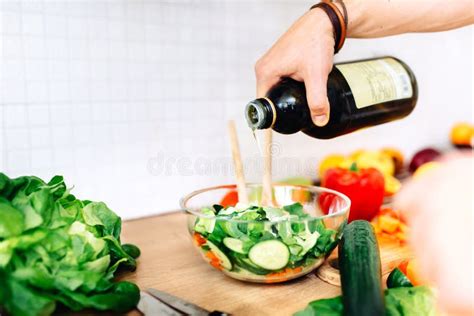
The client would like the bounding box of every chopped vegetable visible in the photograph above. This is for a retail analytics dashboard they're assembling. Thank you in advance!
[322,165,385,222]
[387,268,413,288]
[371,208,408,244]
[249,240,289,270]
[206,239,232,270]
[0,173,140,316]
[192,202,338,281]
[220,190,239,207]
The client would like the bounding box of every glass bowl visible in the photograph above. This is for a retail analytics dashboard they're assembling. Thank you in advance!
[181,183,350,283]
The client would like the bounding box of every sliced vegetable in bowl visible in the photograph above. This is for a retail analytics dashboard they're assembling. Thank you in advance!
[182,184,350,283]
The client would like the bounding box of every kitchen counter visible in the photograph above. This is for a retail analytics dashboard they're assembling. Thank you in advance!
[118,212,340,315]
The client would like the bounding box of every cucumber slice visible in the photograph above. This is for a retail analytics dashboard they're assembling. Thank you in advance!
[230,254,270,275]
[206,240,232,270]
[239,257,270,275]
[222,221,244,238]
[223,237,246,254]
[248,240,289,270]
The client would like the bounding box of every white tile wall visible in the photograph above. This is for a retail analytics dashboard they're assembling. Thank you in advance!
[1,0,473,219]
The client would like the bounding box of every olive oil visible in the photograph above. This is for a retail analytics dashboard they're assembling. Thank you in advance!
[245,57,418,139]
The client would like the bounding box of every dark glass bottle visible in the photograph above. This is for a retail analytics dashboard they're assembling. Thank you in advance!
[245,57,418,139]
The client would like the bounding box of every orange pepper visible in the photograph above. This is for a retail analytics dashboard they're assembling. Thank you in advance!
[371,207,408,243]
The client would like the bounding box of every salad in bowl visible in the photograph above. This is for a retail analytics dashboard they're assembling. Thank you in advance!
[181,184,350,283]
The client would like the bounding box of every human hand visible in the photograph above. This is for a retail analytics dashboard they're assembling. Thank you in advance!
[395,153,473,315]
[254,8,335,127]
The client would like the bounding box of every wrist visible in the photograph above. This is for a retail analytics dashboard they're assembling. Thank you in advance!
[310,2,347,53]
[338,0,365,38]
[307,8,337,41]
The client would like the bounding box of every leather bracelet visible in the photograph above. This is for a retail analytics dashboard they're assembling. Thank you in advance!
[310,1,347,54]
[329,0,348,28]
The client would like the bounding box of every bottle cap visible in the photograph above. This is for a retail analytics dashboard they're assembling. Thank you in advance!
[245,98,275,130]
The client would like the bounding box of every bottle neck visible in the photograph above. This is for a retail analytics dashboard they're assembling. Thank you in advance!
[244,98,276,130]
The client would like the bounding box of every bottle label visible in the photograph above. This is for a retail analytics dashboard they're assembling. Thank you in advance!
[335,58,413,109]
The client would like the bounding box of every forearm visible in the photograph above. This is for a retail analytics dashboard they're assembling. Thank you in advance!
[344,0,474,38]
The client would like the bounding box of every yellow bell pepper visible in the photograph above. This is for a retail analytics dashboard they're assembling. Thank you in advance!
[352,150,395,176]
[318,154,347,179]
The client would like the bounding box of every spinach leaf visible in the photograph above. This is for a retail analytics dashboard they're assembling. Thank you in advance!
[283,203,306,217]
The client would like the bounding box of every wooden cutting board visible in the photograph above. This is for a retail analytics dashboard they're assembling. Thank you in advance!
[116,212,411,316]
[117,212,340,316]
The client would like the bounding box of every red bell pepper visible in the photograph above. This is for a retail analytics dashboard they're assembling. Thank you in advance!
[322,165,385,222]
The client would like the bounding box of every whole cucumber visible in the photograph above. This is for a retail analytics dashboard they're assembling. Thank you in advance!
[338,220,385,316]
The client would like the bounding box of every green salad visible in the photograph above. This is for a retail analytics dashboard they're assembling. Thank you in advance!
[0,173,140,316]
[192,202,340,282]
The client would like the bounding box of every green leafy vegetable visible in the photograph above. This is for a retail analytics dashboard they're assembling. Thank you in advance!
[283,203,307,218]
[294,286,436,316]
[194,202,341,279]
[385,286,436,316]
[0,173,140,316]
[122,244,141,259]
[294,296,343,316]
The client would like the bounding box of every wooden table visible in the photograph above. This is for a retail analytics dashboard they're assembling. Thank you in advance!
[118,212,340,316]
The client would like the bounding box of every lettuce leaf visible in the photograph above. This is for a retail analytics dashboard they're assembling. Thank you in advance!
[0,173,140,315]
